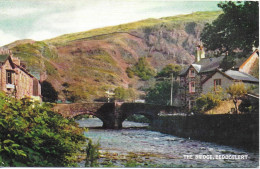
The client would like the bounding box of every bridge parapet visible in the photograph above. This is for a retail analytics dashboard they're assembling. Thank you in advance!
[54,103,113,118]
[54,102,181,129]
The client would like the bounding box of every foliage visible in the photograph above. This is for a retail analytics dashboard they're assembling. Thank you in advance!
[201,1,259,68]
[193,87,224,113]
[239,96,259,114]
[126,67,134,78]
[114,87,136,102]
[61,82,80,103]
[127,57,156,80]
[126,114,150,123]
[85,139,100,167]
[0,93,87,167]
[114,87,126,101]
[41,81,58,103]
[157,64,182,79]
[145,80,178,105]
[11,41,58,75]
[226,83,247,114]
[185,22,197,35]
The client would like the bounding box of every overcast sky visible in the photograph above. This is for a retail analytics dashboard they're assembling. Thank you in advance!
[0,0,219,46]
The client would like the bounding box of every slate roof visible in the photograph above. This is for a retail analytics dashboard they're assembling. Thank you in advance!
[224,70,259,83]
[179,55,225,76]
[179,65,189,76]
[0,54,9,63]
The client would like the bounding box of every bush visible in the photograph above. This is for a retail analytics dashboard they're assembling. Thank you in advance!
[193,87,224,113]
[126,114,150,123]
[126,57,156,80]
[85,139,100,167]
[114,87,136,102]
[0,93,88,167]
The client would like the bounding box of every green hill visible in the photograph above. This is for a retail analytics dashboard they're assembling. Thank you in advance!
[5,11,221,102]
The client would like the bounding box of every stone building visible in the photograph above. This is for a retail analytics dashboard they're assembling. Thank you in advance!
[178,45,225,109]
[178,46,259,110]
[0,48,41,101]
[202,69,259,95]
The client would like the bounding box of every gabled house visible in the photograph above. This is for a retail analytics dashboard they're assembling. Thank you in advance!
[0,48,41,101]
[178,45,225,109]
[178,46,259,110]
[202,69,259,95]
[236,49,259,74]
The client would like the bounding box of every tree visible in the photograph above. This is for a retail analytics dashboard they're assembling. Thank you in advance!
[157,64,182,79]
[85,139,100,167]
[41,81,58,102]
[114,87,137,102]
[201,1,259,68]
[145,81,178,105]
[126,57,156,80]
[226,83,247,114]
[114,87,127,101]
[239,95,259,114]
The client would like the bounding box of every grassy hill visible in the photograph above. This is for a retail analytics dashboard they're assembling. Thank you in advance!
[5,11,221,102]
[45,11,221,45]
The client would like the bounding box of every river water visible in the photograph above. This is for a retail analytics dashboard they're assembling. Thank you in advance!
[77,118,259,167]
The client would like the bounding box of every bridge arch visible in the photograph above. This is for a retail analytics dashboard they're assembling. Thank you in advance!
[54,103,117,128]
[54,102,179,129]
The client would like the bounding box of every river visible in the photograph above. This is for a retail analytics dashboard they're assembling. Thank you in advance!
[77,118,259,167]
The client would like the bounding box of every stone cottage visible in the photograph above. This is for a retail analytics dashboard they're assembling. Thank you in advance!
[178,46,259,110]
[0,48,41,101]
[178,45,225,109]
[202,69,259,95]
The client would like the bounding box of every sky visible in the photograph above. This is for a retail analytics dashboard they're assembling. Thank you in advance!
[0,0,220,46]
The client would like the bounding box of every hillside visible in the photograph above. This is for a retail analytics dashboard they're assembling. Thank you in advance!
[4,11,221,102]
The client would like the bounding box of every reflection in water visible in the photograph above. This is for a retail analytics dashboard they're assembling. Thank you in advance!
[77,118,259,167]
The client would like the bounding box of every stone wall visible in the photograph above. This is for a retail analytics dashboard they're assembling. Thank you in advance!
[0,55,36,99]
[15,68,34,99]
[151,114,259,151]
[202,71,233,94]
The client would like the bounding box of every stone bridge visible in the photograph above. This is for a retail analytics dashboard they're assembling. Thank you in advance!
[54,102,180,129]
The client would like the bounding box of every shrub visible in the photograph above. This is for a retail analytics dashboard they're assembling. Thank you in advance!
[85,139,100,167]
[0,93,88,167]
[226,83,247,114]
[193,87,224,113]
[126,57,156,80]
[114,87,137,102]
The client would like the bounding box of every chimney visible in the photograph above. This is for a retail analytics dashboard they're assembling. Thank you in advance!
[196,44,205,62]
[12,57,21,66]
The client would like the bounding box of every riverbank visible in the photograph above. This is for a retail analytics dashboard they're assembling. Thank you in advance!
[151,114,259,152]
[77,118,259,167]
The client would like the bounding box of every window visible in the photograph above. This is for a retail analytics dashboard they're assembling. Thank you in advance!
[189,69,195,77]
[6,70,13,84]
[189,81,196,93]
[214,79,221,91]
